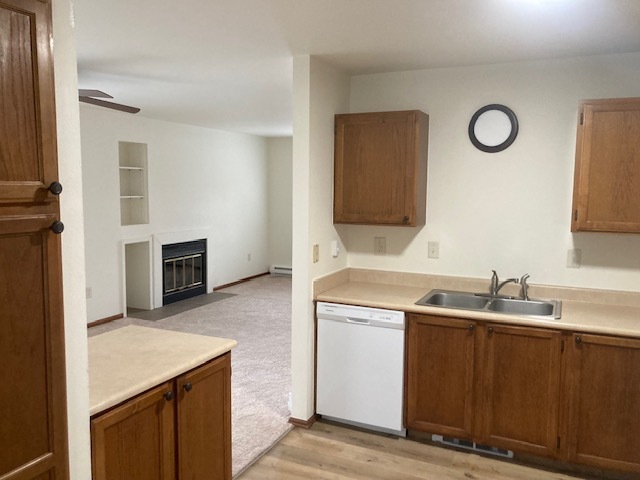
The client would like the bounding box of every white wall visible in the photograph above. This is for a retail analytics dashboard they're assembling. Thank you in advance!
[267,137,293,268]
[81,107,270,322]
[291,56,350,421]
[346,52,640,292]
[52,0,91,477]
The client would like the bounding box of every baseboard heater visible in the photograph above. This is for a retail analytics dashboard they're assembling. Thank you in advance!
[431,435,513,458]
[270,265,292,276]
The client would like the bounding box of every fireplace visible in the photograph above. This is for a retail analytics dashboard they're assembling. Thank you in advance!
[162,239,207,305]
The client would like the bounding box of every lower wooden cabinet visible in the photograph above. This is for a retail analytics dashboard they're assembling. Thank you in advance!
[91,353,231,480]
[406,314,562,458]
[481,324,562,457]
[407,313,640,474]
[566,333,640,472]
[406,315,476,438]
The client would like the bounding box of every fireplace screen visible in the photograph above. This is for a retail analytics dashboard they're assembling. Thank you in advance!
[162,239,207,305]
[164,254,203,293]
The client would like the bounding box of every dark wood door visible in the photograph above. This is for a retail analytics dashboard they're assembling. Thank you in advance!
[406,314,477,439]
[0,1,68,479]
[91,382,176,480]
[334,110,428,226]
[566,333,640,473]
[571,97,640,233]
[480,324,562,458]
[176,353,232,480]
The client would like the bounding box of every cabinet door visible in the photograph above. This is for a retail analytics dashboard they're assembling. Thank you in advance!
[176,353,232,480]
[481,324,562,458]
[0,214,67,480]
[566,334,640,473]
[91,382,176,480]
[334,110,428,226]
[406,314,476,438]
[0,0,61,204]
[571,98,640,233]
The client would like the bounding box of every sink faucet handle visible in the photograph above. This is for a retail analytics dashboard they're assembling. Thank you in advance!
[520,274,530,300]
[490,270,499,295]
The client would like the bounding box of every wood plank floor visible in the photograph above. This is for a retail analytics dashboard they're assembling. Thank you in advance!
[238,421,612,480]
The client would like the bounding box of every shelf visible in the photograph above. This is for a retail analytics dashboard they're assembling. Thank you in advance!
[119,141,149,226]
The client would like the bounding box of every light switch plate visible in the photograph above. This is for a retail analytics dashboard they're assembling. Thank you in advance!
[428,241,440,259]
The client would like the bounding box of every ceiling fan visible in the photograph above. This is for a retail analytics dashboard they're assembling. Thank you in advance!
[78,89,140,114]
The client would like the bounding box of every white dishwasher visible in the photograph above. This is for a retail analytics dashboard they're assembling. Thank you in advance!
[316,302,406,436]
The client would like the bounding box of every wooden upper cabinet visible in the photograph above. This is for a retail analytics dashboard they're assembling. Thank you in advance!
[334,110,429,226]
[566,333,640,473]
[571,98,640,233]
[481,324,562,458]
[0,0,60,204]
[406,314,476,439]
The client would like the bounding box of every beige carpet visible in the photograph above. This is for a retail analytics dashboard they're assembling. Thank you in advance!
[89,274,292,477]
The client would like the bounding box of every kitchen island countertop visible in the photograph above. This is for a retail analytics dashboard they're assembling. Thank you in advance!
[89,325,237,416]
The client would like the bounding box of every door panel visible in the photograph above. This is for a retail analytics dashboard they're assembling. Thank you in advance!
[0,0,59,204]
[0,215,66,479]
[406,314,477,439]
[177,353,232,480]
[91,383,176,480]
[481,324,562,457]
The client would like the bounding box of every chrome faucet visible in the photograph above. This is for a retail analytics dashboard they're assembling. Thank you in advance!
[519,274,531,301]
[489,270,519,297]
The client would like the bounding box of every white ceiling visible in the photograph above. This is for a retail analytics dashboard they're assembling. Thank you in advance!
[73,0,640,137]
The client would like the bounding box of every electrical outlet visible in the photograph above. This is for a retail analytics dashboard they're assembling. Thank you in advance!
[567,248,582,268]
[428,241,440,259]
[313,244,319,263]
[86,287,92,299]
[374,237,386,255]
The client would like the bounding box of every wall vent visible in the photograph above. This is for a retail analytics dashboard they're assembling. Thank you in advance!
[431,435,513,458]
[270,265,292,276]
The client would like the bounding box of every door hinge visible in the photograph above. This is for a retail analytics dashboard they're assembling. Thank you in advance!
[573,209,578,221]
[579,112,584,125]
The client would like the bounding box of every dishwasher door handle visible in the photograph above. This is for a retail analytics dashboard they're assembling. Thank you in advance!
[346,317,370,325]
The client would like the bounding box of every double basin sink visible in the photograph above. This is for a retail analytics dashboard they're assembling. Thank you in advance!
[416,289,562,319]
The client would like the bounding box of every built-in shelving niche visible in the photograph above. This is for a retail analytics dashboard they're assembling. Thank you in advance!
[119,141,149,226]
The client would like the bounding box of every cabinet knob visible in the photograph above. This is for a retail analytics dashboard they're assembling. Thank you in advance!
[50,221,64,234]
[402,216,409,224]
[183,382,193,392]
[575,336,582,345]
[48,181,63,195]
[487,326,494,336]
[164,391,174,402]
[468,324,475,332]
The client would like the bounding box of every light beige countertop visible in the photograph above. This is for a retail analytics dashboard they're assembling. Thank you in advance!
[89,325,237,416]
[314,269,640,339]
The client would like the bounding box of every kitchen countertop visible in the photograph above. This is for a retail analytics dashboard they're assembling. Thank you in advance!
[89,325,237,416]
[315,270,640,339]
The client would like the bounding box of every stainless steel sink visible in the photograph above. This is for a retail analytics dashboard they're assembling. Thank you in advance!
[415,289,562,319]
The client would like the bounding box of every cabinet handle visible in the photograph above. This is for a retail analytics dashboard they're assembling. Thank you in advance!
[48,181,63,195]
[575,336,582,345]
[487,326,494,336]
[468,324,475,332]
[183,382,193,392]
[164,391,174,402]
[50,221,64,234]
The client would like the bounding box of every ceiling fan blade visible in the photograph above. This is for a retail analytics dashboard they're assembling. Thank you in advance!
[79,96,140,114]
[78,89,113,99]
